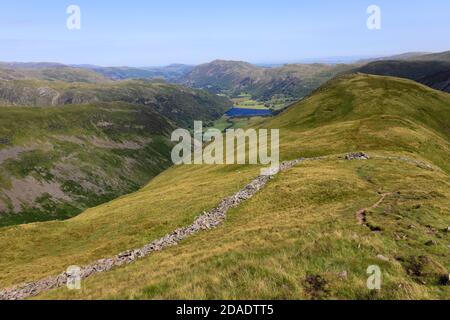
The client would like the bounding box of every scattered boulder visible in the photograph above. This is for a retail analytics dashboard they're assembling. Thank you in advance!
[345,152,370,160]
[377,254,390,262]
[426,225,438,235]
[337,271,348,280]
[0,137,11,145]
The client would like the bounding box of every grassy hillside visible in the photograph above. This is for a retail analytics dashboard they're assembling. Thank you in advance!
[354,60,450,81]
[408,51,450,62]
[0,62,196,83]
[181,60,356,103]
[79,64,195,81]
[250,63,356,101]
[40,156,450,300]
[50,60,355,105]
[0,75,231,225]
[358,50,450,63]
[0,79,231,128]
[353,60,450,93]
[0,102,175,226]
[357,52,430,63]
[0,63,108,83]
[1,74,449,299]
[266,74,450,172]
[183,60,264,91]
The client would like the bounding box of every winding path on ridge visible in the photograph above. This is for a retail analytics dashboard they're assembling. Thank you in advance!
[0,153,436,300]
[356,192,394,230]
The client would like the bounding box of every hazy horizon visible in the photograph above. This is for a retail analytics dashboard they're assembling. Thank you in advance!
[1,0,449,66]
[0,53,412,68]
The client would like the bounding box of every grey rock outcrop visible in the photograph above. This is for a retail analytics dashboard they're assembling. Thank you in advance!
[345,152,370,160]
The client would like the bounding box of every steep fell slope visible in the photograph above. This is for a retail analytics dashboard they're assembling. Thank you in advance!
[419,69,450,93]
[0,79,232,128]
[353,60,450,93]
[408,51,450,62]
[0,103,174,226]
[1,74,449,299]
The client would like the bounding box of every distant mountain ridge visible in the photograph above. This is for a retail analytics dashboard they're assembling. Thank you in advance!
[357,52,431,63]
[76,64,195,81]
[352,58,450,93]
[2,49,449,104]
[0,63,108,83]
[0,79,231,128]
[0,59,358,106]
[407,51,450,62]
[179,59,357,101]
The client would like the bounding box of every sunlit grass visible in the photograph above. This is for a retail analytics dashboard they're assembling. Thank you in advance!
[40,157,450,300]
[1,74,449,299]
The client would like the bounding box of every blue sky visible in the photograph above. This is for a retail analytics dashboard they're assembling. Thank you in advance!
[0,0,449,66]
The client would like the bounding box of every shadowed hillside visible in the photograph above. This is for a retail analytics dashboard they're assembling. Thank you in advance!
[353,60,450,93]
[420,69,450,93]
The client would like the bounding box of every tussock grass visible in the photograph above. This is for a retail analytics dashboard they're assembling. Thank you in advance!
[40,158,450,299]
[0,164,260,288]
[1,74,449,299]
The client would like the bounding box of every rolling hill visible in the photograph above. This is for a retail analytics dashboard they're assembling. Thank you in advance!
[0,62,196,83]
[182,60,264,92]
[357,52,430,63]
[0,79,232,128]
[4,51,449,103]
[353,60,450,93]
[407,51,450,62]
[76,64,195,81]
[0,63,108,83]
[180,60,356,101]
[0,74,448,300]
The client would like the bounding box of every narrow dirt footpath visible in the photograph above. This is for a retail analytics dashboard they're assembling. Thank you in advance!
[0,153,433,300]
[356,192,394,228]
